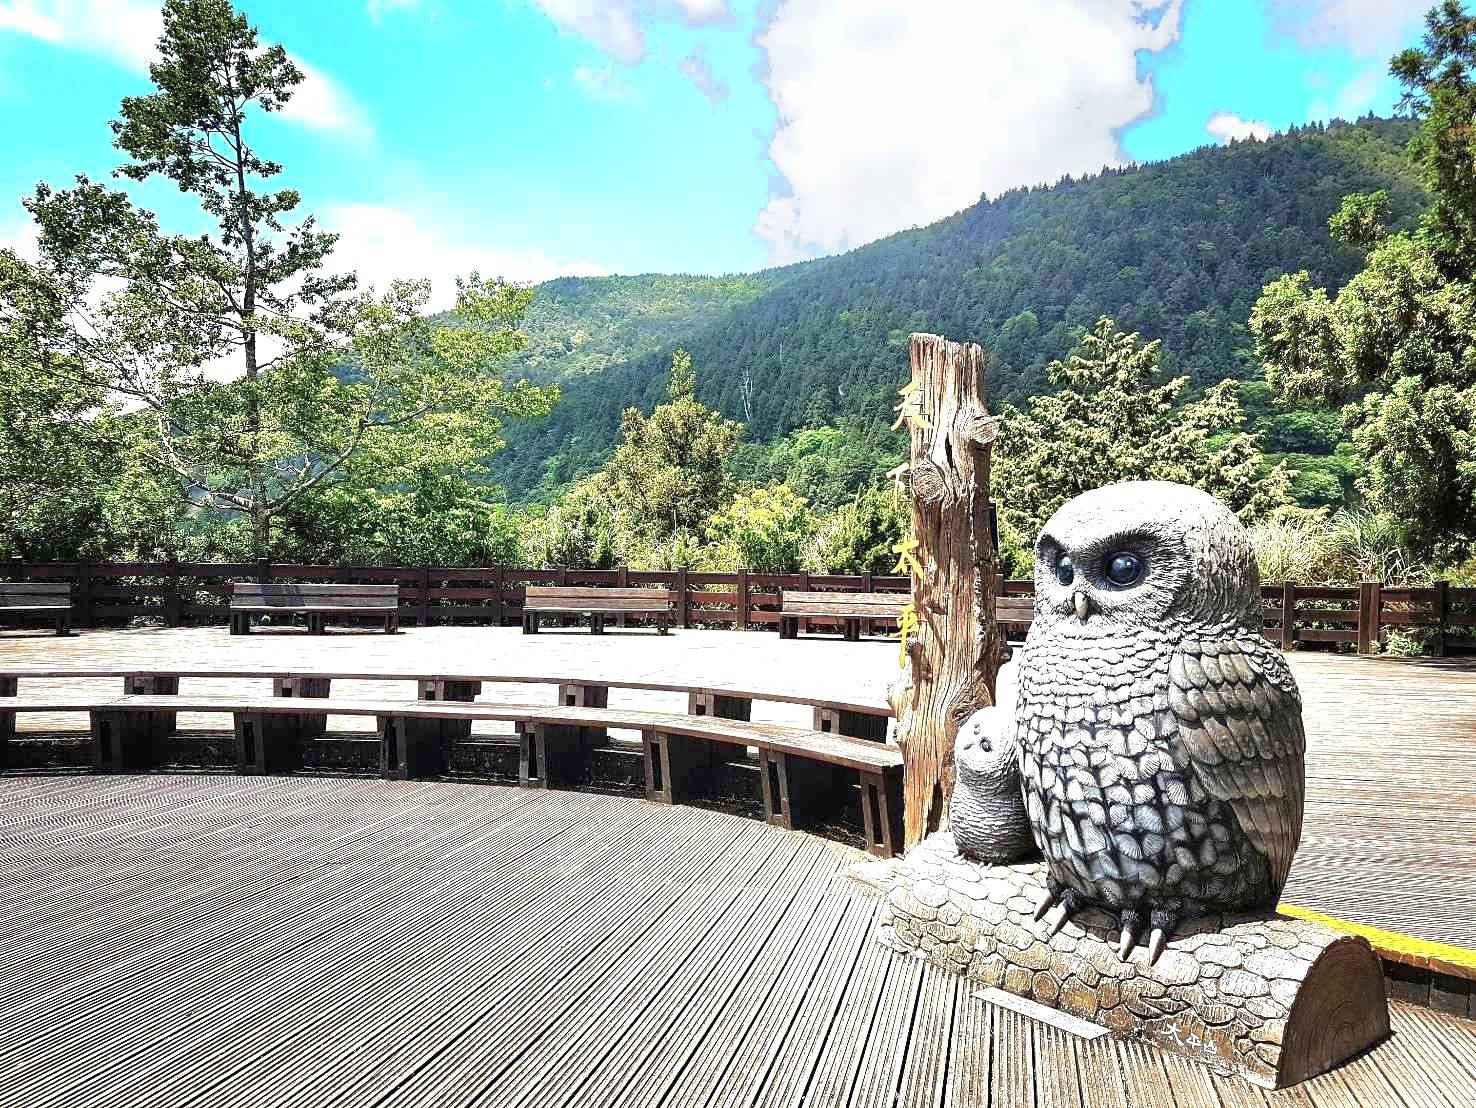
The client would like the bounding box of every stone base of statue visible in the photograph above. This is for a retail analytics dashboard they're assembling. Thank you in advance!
[863,834,1389,1089]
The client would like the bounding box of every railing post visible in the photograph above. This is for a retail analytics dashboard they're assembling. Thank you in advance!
[1433,580,1449,657]
[676,565,691,629]
[6,555,22,582]
[256,558,271,584]
[1280,582,1296,651]
[417,566,431,628]
[76,561,93,629]
[617,564,629,628]
[165,560,183,627]
[859,571,874,636]
[1357,580,1381,655]
[736,568,749,631]
[492,566,505,626]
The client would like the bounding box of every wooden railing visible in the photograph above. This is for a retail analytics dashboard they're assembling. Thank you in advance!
[4,558,1473,655]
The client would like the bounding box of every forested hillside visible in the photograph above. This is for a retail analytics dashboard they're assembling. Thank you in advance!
[492,118,1423,501]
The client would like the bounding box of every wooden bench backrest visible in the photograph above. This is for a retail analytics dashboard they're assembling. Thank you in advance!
[524,586,671,611]
[231,583,399,609]
[781,591,907,616]
[0,583,71,607]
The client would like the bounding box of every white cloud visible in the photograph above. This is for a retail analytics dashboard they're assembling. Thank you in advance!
[1267,0,1428,58]
[1205,111,1272,144]
[0,213,40,261]
[666,0,731,24]
[527,1,731,63]
[572,63,628,100]
[324,204,609,310]
[532,0,644,63]
[278,59,373,140]
[753,0,1184,263]
[0,0,159,69]
[0,2,368,138]
[679,44,726,104]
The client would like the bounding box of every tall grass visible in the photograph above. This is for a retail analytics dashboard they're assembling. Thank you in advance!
[1248,509,1432,585]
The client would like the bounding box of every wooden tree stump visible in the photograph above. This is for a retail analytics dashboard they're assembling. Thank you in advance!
[872,834,1390,1089]
[889,333,1002,846]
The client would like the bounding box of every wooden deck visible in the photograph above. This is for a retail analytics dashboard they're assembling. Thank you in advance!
[1,774,1474,1108]
[4,626,1475,952]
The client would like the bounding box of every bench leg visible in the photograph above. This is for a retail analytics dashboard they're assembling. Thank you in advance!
[845,618,861,643]
[417,679,481,745]
[522,612,539,634]
[590,614,604,634]
[235,712,303,775]
[657,616,669,636]
[687,691,753,722]
[518,722,547,788]
[123,675,180,741]
[91,710,162,773]
[230,612,249,635]
[759,750,791,829]
[812,706,890,743]
[779,617,795,640]
[55,614,71,636]
[307,612,326,635]
[559,683,608,744]
[860,769,905,858]
[382,713,447,780]
[0,675,14,747]
[275,676,332,741]
[529,721,595,789]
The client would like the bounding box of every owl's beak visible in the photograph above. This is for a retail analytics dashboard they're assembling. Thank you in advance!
[1073,591,1090,622]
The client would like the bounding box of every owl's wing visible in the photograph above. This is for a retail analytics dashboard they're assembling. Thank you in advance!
[1166,633,1306,892]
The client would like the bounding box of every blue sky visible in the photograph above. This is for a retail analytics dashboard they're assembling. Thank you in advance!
[0,0,1432,302]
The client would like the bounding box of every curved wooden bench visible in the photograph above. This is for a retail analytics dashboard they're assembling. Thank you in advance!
[0,694,904,856]
[0,665,893,741]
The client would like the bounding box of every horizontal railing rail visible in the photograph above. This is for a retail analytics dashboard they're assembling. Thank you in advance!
[2,558,1470,655]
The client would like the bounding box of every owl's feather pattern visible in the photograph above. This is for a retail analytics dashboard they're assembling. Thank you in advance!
[1167,633,1305,893]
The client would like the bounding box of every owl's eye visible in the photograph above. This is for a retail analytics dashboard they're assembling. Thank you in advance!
[1104,551,1145,587]
[1054,553,1074,586]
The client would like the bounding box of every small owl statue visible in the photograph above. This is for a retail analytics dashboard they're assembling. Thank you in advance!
[1016,481,1305,963]
[951,659,1036,863]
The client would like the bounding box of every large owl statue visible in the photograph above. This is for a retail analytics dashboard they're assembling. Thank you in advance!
[1017,481,1305,964]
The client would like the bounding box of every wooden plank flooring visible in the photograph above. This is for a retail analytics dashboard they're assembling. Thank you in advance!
[1,775,1474,1108]
[5,626,1475,949]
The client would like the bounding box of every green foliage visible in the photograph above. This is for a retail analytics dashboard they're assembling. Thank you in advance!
[522,478,632,569]
[1252,3,1476,559]
[705,484,816,572]
[802,484,910,574]
[489,118,1425,501]
[1247,506,1430,584]
[599,350,742,539]
[1329,190,1392,248]
[725,420,905,510]
[993,317,1292,535]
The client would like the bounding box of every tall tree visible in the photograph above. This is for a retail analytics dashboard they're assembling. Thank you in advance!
[25,0,554,555]
[1252,1,1476,557]
[994,317,1291,536]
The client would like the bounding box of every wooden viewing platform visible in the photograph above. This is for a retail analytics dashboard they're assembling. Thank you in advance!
[1,627,1474,1104]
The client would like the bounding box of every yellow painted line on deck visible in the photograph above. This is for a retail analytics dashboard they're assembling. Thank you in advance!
[1279,902,1476,978]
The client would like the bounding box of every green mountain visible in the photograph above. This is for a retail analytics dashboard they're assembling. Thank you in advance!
[492,118,1424,502]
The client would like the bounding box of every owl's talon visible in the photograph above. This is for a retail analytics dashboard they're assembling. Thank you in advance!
[1145,928,1167,966]
[1116,908,1144,960]
[1033,890,1055,922]
[1044,903,1071,937]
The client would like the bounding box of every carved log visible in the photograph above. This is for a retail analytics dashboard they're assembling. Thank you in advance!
[873,834,1390,1089]
[888,333,1002,845]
